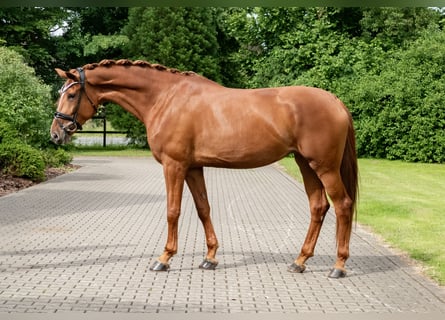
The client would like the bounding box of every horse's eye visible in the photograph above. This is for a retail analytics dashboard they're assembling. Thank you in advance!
[66,123,77,131]
[67,93,76,100]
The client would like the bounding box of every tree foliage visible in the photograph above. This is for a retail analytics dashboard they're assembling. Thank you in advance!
[1,7,444,162]
[223,7,444,162]
[360,7,440,49]
[40,8,129,88]
[348,30,445,162]
[107,7,223,146]
[123,7,221,80]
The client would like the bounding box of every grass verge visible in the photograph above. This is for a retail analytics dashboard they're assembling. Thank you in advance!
[69,145,151,157]
[279,156,445,285]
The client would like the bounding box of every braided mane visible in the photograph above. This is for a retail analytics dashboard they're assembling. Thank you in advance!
[82,59,196,76]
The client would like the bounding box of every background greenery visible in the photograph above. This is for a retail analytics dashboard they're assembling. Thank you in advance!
[0,46,71,180]
[1,7,444,161]
[0,7,444,283]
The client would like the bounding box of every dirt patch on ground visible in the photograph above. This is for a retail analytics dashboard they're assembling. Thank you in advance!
[0,164,79,197]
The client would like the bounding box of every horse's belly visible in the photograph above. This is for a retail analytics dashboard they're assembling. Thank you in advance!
[194,142,291,169]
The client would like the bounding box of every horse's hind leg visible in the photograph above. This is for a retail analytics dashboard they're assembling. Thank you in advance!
[185,167,219,270]
[289,155,330,273]
[318,170,353,278]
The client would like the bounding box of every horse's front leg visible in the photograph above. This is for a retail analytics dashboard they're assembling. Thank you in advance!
[150,160,186,272]
[185,167,219,270]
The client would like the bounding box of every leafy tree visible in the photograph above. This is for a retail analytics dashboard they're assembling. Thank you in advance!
[123,7,220,80]
[0,7,69,84]
[223,7,444,162]
[349,30,445,162]
[214,8,248,89]
[107,7,222,146]
[215,7,262,88]
[360,7,441,50]
[83,34,129,57]
[246,8,358,88]
[52,8,129,76]
[74,7,129,61]
[74,7,128,36]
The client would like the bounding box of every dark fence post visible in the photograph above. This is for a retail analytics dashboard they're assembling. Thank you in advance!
[76,106,127,146]
[103,109,107,148]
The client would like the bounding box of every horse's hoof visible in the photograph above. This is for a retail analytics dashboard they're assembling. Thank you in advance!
[150,260,170,271]
[199,259,218,270]
[328,268,347,278]
[288,262,306,273]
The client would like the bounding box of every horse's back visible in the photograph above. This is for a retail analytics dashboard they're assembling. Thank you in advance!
[182,85,349,168]
[149,82,350,168]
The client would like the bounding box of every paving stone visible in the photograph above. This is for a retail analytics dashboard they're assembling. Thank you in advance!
[0,156,444,315]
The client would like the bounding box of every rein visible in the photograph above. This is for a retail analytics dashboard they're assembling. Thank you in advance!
[54,67,98,134]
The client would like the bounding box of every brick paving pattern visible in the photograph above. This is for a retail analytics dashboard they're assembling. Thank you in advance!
[0,157,444,314]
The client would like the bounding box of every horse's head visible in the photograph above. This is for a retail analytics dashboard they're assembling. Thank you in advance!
[50,67,98,145]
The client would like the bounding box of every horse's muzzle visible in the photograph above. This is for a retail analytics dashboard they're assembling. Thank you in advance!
[50,130,63,145]
[50,129,70,145]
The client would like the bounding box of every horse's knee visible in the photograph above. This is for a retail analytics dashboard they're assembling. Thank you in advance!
[167,207,181,224]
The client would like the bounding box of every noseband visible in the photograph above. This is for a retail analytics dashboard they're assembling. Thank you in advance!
[54,67,97,134]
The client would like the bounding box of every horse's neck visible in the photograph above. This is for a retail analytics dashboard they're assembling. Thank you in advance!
[93,67,175,122]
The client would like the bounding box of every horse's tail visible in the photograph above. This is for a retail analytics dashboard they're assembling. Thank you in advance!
[340,112,359,229]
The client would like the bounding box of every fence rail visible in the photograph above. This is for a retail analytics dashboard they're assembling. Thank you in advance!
[76,115,127,147]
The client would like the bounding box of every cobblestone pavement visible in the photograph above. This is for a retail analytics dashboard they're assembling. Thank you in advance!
[0,157,444,317]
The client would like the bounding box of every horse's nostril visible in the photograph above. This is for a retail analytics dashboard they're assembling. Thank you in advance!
[51,132,59,142]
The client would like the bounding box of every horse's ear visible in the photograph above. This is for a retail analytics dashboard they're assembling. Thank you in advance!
[55,68,78,81]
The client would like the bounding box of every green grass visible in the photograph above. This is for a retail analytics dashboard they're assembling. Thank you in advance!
[70,145,151,157]
[280,156,445,285]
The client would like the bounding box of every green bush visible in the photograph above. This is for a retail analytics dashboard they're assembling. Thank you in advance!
[0,47,73,181]
[42,148,73,168]
[0,56,72,181]
[1,118,71,181]
[277,27,445,163]
[0,118,16,144]
[0,46,53,149]
[0,141,45,181]
[0,119,45,181]
[343,30,445,163]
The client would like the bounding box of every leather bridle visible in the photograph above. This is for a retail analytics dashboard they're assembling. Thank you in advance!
[54,67,97,134]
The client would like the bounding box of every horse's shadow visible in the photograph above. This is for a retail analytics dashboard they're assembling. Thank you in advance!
[196,250,403,277]
[7,244,402,278]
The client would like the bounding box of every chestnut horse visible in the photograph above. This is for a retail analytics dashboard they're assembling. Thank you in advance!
[51,59,358,278]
